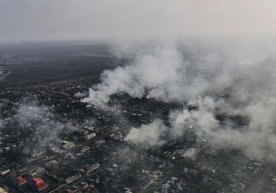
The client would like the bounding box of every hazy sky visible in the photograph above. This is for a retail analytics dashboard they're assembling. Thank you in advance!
[0,0,276,42]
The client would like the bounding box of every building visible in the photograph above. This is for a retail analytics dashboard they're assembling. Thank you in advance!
[85,133,96,140]
[0,187,8,193]
[87,163,100,173]
[16,176,26,186]
[65,175,81,184]
[95,139,105,145]
[61,140,75,149]
[30,177,48,191]
[0,166,10,176]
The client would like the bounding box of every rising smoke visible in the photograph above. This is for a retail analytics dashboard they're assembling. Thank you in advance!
[124,120,167,146]
[82,39,276,161]
[14,102,77,153]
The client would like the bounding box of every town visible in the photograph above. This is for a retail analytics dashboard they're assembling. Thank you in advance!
[1,77,276,193]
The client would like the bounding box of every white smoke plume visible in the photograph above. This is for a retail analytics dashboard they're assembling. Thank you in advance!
[83,39,276,160]
[169,97,276,160]
[125,120,166,146]
[82,44,184,107]
[125,96,276,160]
[83,40,276,106]
[15,103,72,151]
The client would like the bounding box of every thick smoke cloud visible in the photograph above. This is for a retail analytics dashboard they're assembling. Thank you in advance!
[82,44,185,106]
[125,120,166,146]
[83,40,276,105]
[83,40,276,161]
[170,97,276,160]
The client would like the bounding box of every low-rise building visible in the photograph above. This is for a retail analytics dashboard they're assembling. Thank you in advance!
[16,176,27,186]
[87,163,100,173]
[0,166,10,176]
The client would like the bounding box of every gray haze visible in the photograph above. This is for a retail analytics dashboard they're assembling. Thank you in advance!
[1,0,276,42]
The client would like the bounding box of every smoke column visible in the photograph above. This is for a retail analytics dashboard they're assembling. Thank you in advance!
[82,39,276,161]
